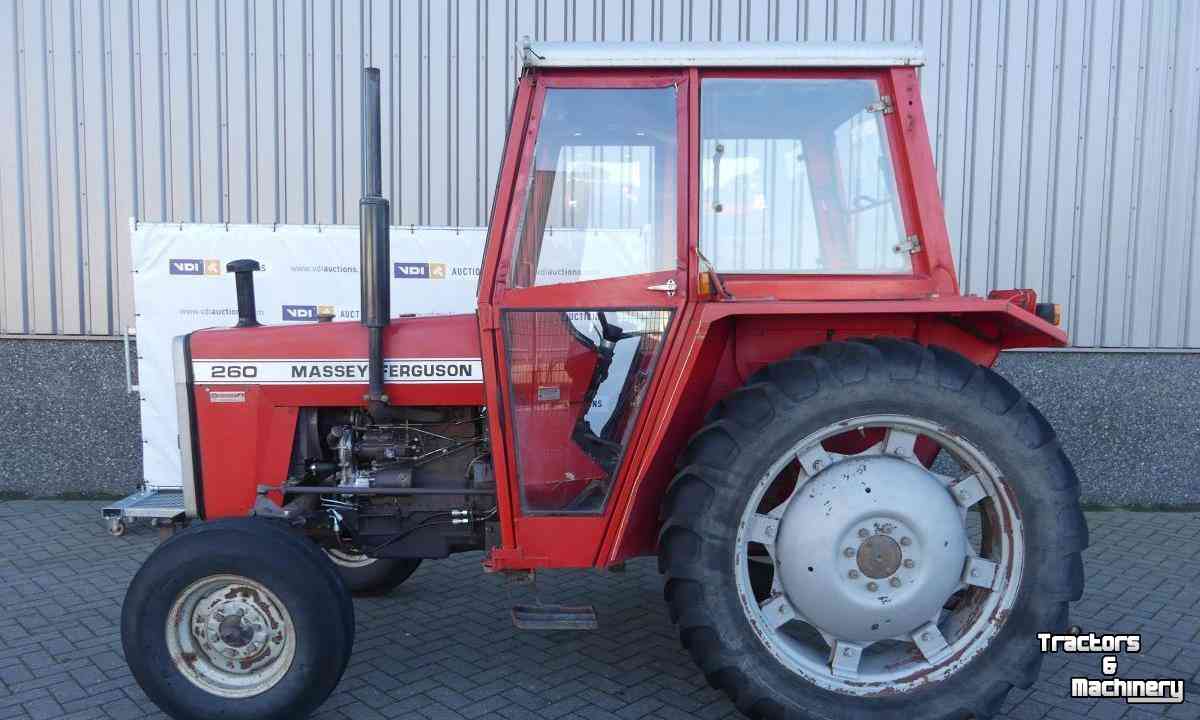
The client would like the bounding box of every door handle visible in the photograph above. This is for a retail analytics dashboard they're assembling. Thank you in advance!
[646,278,677,297]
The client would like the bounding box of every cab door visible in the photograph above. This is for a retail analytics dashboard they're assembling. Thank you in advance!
[487,71,689,567]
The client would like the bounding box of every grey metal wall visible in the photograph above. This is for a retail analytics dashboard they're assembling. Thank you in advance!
[1,0,1197,348]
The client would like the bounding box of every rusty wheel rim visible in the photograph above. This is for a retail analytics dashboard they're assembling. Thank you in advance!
[733,414,1024,696]
[165,574,296,698]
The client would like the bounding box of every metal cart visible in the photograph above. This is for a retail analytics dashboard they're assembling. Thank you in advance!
[101,487,186,536]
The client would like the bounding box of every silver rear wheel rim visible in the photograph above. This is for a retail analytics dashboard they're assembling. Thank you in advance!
[733,414,1024,696]
[166,574,296,698]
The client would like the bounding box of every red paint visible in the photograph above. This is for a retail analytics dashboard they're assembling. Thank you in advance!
[189,63,1067,572]
[190,314,484,517]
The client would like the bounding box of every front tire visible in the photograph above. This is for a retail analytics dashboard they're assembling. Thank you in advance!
[659,339,1087,720]
[122,518,355,720]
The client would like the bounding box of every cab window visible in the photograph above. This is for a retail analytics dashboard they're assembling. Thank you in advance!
[510,87,678,287]
[699,78,910,274]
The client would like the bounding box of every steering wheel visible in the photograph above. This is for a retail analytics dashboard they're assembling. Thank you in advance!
[595,312,628,343]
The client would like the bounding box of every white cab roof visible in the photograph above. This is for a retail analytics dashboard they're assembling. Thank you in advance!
[521,41,925,70]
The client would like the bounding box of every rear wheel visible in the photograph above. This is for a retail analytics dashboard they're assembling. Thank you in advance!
[122,518,355,720]
[324,547,422,595]
[659,339,1086,720]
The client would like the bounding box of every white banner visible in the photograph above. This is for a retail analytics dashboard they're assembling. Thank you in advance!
[132,222,486,489]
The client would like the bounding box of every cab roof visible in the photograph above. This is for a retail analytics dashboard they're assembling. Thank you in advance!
[520,41,925,70]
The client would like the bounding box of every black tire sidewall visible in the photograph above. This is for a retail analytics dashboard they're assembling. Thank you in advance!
[123,520,353,720]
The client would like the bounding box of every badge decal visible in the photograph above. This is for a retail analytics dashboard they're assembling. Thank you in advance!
[192,358,484,385]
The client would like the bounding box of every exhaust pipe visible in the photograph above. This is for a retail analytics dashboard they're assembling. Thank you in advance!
[360,67,390,413]
[226,259,262,327]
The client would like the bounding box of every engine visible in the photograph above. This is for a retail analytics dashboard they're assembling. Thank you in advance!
[281,406,497,559]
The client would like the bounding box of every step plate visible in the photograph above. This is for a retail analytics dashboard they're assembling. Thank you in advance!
[511,604,599,631]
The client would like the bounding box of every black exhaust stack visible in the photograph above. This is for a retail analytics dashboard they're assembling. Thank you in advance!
[226,259,262,327]
[360,67,390,413]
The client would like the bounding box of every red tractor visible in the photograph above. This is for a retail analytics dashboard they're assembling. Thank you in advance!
[121,42,1086,720]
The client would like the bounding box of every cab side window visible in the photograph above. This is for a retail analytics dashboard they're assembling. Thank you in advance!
[511,87,679,287]
[699,78,911,274]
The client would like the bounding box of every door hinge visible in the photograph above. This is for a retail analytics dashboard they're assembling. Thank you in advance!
[894,235,922,254]
[646,278,678,297]
[867,95,895,115]
[477,303,499,331]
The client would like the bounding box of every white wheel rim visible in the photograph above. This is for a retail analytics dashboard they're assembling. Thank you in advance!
[733,414,1024,696]
[166,574,296,698]
[324,547,378,569]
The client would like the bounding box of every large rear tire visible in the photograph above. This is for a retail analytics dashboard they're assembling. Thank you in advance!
[122,518,355,720]
[324,547,422,595]
[659,339,1087,720]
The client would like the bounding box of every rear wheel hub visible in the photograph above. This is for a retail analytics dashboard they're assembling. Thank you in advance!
[856,534,901,578]
[774,456,968,643]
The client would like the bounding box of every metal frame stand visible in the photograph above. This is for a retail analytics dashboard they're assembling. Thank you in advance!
[101,487,186,537]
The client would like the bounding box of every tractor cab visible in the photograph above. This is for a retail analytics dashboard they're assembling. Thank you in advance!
[502,54,906,517]
[476,41,1062,568]
[122,42,1081,720]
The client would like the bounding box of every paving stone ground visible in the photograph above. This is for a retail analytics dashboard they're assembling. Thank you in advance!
[0,501,1197,720]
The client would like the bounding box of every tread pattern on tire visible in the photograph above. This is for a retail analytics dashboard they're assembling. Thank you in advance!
[658,339,1087,720]
[122,517,356,720]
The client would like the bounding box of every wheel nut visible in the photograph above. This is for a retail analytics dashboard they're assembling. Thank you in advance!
[900,536,912,546]
[858,528,870,538]
[843,547,855,558]
[921,632,930,642]
[848,570,860,579]
[903,559,915,569]
[866,582,878,592]
[889,577,902,588]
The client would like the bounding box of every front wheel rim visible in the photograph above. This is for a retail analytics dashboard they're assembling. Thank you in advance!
[325,547,378,569]
[734,414,1024,697]
[165,574,297,698]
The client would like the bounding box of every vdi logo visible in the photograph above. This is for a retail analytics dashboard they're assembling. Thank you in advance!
[393,262,446,279]
[282,305,319,321]
[169,259,204,275]
[169,258,222,275]
[394,262,430,279]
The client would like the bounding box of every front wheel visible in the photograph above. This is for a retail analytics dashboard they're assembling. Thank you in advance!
[122,518,355,720]
[659,339,1087,720]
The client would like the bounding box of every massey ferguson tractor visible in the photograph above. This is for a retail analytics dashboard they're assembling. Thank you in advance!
[121,42,1087,720]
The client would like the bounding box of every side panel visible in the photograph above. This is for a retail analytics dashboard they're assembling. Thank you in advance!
[189,314,484,518]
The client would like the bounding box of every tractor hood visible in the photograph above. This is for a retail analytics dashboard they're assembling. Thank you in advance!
[187,312,485,407]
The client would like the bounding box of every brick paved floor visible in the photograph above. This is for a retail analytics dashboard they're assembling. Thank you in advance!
[0,501,1197,720]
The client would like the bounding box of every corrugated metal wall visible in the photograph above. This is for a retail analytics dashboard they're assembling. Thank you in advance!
[1,0,1197,348]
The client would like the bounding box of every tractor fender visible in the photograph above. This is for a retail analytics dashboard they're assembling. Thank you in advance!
[698,295,1067,368]
[600,296,1065,564]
